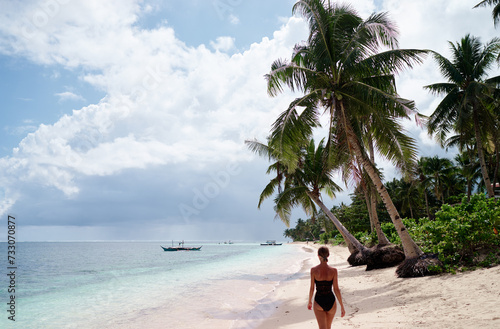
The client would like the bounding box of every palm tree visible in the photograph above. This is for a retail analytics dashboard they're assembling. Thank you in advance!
[250,137,407,268]
[357,168,391,245]
[416,157,432,219]
[397,179,421,219]
[265,0,427,263]
[357,117,391,245]
[474,1,500,26]
[445,130,485,200]
[246,138,367,255]
[454,153,481,200]
[420,156,454,204]
[425,34,500,198]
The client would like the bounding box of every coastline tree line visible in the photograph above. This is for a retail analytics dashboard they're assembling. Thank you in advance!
[246,0,500,277]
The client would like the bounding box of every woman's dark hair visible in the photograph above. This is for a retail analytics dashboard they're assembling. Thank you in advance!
[318,246,329,262]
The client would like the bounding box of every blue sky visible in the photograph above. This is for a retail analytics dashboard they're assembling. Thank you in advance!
[0,0,497,241]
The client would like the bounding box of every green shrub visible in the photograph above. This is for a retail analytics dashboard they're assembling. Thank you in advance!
[321,232,345,246]
[315,194,499,273]
[378,194,500,272]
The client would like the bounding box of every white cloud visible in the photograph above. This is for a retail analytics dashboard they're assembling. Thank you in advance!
[55,91,85,102]
[210,36,235,52]
[0,0,141,67]
[0,2,308,214]
[228,14,240,25]
[4,121,38,136]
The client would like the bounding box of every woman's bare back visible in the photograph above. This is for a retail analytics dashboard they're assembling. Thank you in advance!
[312,263,337,281]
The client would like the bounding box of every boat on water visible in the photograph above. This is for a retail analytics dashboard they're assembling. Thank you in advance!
[161,240,202,251]
[260,240,282,246]
[161,246,202,251]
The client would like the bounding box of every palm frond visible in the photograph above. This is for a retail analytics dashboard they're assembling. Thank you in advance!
[358,49,428,76]
[258,177,281,208]
[424,83,458,96]
[429,50,464,84]
[473,0,500,26]
[269,95,321,171]
[273,185,310,226]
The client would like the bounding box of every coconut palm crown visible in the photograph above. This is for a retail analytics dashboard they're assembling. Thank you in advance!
[246,137,370,256]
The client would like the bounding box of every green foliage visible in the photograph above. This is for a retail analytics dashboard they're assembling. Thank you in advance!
[289,191,500,273]
[283,218,324,241]
[353,230,378,247]
[373,194,500,272]
[319,231,344,245]
[331,196,372,233]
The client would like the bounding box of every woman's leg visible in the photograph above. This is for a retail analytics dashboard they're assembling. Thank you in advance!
[313,302,328,329]
[325,303,337,329]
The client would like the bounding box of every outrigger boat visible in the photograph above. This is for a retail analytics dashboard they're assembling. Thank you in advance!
[161,246,202,251]
[161,241,202,251]
[260,240,282,246]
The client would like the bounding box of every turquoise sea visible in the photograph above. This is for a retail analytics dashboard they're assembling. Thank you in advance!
[0,241,308,329]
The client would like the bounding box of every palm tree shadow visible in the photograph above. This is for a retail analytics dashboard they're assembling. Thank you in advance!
[343,281,441,315]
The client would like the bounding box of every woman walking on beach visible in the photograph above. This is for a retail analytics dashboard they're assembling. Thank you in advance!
[308,246,345,329]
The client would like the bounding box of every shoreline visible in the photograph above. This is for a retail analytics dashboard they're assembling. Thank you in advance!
[256,242,500,329]
[29,241,497,329]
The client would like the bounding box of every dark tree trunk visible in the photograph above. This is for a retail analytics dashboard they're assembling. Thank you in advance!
[341,107,423,258]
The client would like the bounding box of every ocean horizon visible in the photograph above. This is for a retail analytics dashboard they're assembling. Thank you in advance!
[0,241,306,328]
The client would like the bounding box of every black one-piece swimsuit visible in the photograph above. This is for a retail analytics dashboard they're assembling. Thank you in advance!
[314,279,335,311]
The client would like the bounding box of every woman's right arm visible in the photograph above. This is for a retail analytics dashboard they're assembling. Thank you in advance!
[308,268,315,310]
[332,268,345,317]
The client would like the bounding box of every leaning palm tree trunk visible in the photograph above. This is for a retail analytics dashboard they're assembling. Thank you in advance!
[309,190,406,269]
[370,190,391,245]
[357,153,422,257]
[368,141,391,246]
[306,191,365,254]
[360,175,391,245]
[362,188,374,231]
[343,115,423,259]
[307,191,405,269]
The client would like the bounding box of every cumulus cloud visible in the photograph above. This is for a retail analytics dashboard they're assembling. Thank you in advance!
[0,0,308,223]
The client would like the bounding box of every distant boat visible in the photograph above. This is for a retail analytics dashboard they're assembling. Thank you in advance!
[161,246,202,251]
[161,240,202,251]
[260,240,282,246]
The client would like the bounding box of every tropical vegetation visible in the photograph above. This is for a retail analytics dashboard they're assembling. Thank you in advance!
[249,0,500,277]
[297,154,500,268]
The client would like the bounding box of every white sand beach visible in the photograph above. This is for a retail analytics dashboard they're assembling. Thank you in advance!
[108,242,500,329]
[257,243,500,329]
